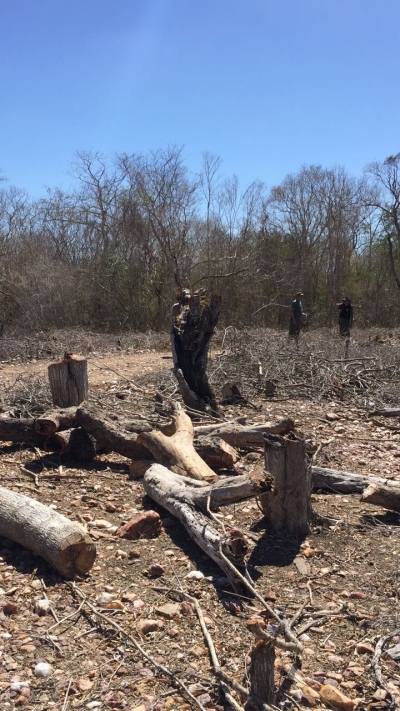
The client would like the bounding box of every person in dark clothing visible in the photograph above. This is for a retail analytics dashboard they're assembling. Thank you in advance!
[289,291,304,341]
[330,296,353,336]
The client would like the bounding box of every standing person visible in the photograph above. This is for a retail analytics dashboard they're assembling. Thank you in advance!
[289,291,304,341]
[330,296,353,336]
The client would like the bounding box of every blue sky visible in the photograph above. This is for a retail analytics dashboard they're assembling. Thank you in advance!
[1,0,399,197]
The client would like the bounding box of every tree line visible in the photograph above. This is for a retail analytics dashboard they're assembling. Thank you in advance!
[1,146,399,333]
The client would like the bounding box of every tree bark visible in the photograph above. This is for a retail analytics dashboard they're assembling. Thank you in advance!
[45,428,97,462]
[34,407,77,436]
[361,482,400,513]
[260,434,312,534]
[75,404,152,460]
[208,418,295,449]
[171,290,221,414]
[138,404,217,483]
[311,466,400,493]
[194,436,240,470]
[143,464,272,588]
[48,352,89,408]
[0,486,96,577]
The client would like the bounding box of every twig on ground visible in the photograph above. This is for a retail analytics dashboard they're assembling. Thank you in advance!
[69,582,209,711]
[371,629,400,711]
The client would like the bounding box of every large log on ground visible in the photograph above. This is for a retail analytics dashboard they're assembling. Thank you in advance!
[0,486,96,577]
[48,352,89,407]
[195,418,295,449]
[361,483,400,513]
[311,466,400,493]
[260,434,312,534]
[138,404,217,483]
[143,464,272,588]
[75,404,152,460]
[45,427,97,462]
[0,419,48,447]
[34,407,77,436]
[194,436,240,469]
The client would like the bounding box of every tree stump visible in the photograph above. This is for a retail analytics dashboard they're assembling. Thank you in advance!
[170,289,221,414]
[245,619,276,709]
[260,433,312,534]
[48,352,88,408]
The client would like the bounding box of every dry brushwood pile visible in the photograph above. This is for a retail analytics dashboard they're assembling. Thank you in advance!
[0,327,399,711]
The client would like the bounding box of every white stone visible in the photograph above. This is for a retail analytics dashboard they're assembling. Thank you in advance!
[34,662,53,678]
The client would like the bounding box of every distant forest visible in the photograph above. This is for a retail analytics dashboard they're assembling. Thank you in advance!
[1,146,400,333]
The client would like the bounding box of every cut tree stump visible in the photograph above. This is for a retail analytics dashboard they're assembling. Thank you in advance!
[260,434,312,534]
[246,619,276,708]
[361,482,400,513]
[0,486,96,577]
[48,352,89,408]
[170,289,221,414]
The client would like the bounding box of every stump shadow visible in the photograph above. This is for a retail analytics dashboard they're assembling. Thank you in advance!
[247,520,307,568]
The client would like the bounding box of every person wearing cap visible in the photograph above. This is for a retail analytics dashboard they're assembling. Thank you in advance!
[330,296,353,336]
[289,291,304,340]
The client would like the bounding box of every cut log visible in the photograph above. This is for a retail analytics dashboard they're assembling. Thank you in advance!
[170,290,221,414]
[260,434,312,534]
[48,352,89,407]
[34,407,77,436]
[361,483,400,513]
[194,418,295,449]
[138,404,217,483]
[368,408,400,417]
[194,436,240,469]
[75,404,152,460]
[0,486,96,577]
[143,464,272,588]
[45,428,97,462]
[311,466,400,493]
[0,419,48,447]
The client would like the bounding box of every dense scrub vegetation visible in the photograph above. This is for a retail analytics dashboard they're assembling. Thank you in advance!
[1,147,400,333]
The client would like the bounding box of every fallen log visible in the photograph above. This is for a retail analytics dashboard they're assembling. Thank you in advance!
[143,464,272,588]
[75,404,152,460]
[0,486,96,577]
[361,483,400,513]
[199,418,295,449]
[45,428,97,462]
[138,404,217,483]
[0,419,48,447]
[368,408,400,417]
[194,436,240,469]
[311,466,400,493]
[34,407,77,436]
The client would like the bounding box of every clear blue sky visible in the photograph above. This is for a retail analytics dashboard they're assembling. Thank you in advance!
[1,0,399,197]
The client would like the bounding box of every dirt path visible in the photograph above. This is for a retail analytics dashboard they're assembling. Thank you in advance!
[0,350,173,389]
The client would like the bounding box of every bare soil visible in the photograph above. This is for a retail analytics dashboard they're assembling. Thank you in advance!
[0,328,399,711]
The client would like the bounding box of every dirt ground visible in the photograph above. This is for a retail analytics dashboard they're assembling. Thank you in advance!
[0,328,399,711]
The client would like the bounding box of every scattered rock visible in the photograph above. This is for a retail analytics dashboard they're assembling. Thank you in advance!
[146,564,165,578]
[180,601,195,615]
[34,599,50,616]
[34,662,53,678]
[117,510,161,540]
[320,684,356,710]
[156,603,180,619]
[3,602,18,616]
[137,619,164,635]
[185,570,204,580]
[356,641,374,654]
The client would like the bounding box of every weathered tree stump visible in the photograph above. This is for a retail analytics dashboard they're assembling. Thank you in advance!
[245,619,276,709]
[0,486,96,577]
[260,433,312,534]
[170,289,221,414]
[48,352,89,408]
